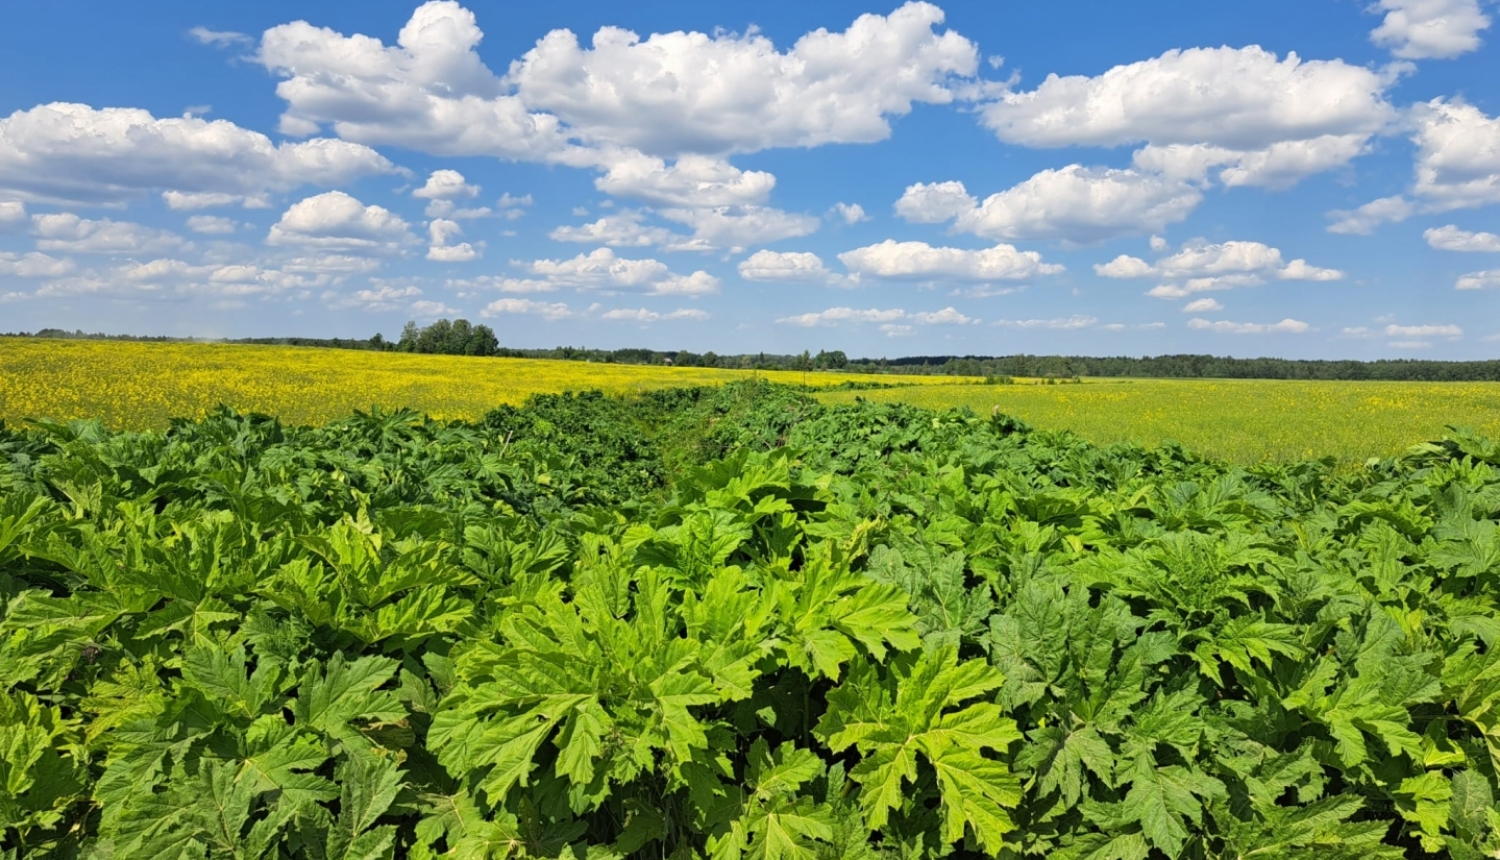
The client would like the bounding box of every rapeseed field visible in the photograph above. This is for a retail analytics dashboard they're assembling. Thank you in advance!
[818,378,1500,463]
[0,337,974,429]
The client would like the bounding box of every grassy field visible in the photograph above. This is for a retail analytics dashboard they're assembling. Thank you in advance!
[816,378,1500,463]
[0,338,975,429]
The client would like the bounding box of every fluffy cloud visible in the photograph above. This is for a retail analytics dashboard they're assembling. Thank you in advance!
[837,238,1062,281]
[601,307,709,322]
[550,211,687,248]
[259,3,567,158]
[1369,0,1491,59]
[186,215,238,234]
[190,26,252,47]
[0,251,74,277]
[480,298,576,320]
[737,250,851,285]
[32,213,188,254]
[1325,195,1416,235]
[323,284,425,312]
[659,205,820,252]
[1331,99,1500,231]
[1094,239,1344,298]
[1187,317,1311,334]
[257,0,981,219]
[776,305,975,327]
[979,46,1394,188]
[413,169,479,201]
[0,103,394,205]
[1457,270,1500,289]
[414,169,483,218]
[1411,99,1500,210]
[510,2,979,156]
[267,191,417,253]
[1182,298,1223,312]
[1426,224,1500,251]
[0,200,24,229]
[897,169,1202,243]
[591,153,776,207]
[517,247,720,295]
[426,219,479,262]
[830,203,869,224]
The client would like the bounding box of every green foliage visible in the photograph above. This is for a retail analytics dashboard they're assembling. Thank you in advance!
[2,382,1500,858]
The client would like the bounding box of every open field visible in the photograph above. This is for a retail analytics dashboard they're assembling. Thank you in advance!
[817,377,1500,463]
[5,382,1499,857]
[0,337,973,429]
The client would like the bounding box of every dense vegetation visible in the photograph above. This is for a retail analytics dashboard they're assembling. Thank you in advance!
[3,382,1500,859]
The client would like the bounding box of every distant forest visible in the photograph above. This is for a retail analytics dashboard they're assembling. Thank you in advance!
[9,320,1500,381]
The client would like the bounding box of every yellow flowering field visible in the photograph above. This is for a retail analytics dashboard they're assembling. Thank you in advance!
[817,378,1500,463]
[0,338,975,429]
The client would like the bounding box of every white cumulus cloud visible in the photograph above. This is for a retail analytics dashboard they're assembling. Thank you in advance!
[837,238,1062,281]
[1426,224,1500,251]
[897,169,1203,244]
[1456,269,1500,289]
[267,191,417,253]
[517,247,720,295]
[1093,239,1343,297]
[1369,0,1491,59]
[1182,298,1223,313]
[0,103,395,205]
[737,250,852,285]
[480,298,576,320]
[979,46,1395,188]
[1187,317,1311,334]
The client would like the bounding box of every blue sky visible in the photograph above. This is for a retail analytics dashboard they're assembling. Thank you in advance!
[1,1,1498,358]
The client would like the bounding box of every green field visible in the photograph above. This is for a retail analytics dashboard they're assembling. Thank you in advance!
[818,378,1500,463]
[4,381,1499,858]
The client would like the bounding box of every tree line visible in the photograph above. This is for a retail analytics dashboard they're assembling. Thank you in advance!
[11,321,1500,380]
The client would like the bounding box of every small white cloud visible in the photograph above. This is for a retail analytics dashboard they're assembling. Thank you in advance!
[1277,259,1345,281]
[601,307,710,323]
[1457,269,1500,289]
[737,250,853,286]
[189,26,252,47]
[658,205,820,253]
[838,239,1062,282]
[1385,322,1462,338]
[1149,235,1169,252]
[992,315,1098,330]
[1326,195,1415,234]
[426,218,480,262]
[896,170,1201,244]
[517,247,719,295]
[0,251,75,277]
[1369,0,1491,59]
[1187,317,1310,334]
[549,210,686,248]
[777,307,908,327]
[830,202,869,224]
[1387,339,1434,349]
[912,307,978,325]
[267,191,417,254]
[186,215,238,234]
[480,298,575,320]
[497,193,533,208]
[1182,298,1223,313]
[1094,254,1154,278]
[1426,224,1500,251]
[0,200,26,229]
